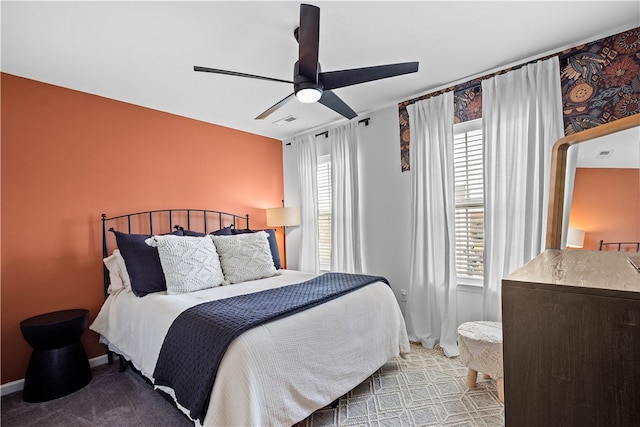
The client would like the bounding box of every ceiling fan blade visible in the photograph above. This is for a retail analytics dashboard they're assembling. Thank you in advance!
[318,90,357,120]
[297,4,320,81]
[255,93,296,120]
[319,62,419,90]
[194,66,293,85]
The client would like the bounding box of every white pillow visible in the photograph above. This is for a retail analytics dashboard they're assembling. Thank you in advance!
[113,250,132,292]
[103,249,132,294]
[103,253,124,294]
[146,235,224,294]
[210,231,279,284]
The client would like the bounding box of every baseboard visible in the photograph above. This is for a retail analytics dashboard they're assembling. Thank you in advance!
[0,354,109,397]
[0,379,24,397]
[89,354,109,369]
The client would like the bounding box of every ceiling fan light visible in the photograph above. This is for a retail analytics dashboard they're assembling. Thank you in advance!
[296,87,322,103]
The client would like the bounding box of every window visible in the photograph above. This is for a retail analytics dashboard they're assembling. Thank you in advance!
[453,120,484,281]
[317,155,332,271]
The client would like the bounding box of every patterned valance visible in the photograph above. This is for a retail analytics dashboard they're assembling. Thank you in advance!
[399,27,640,171]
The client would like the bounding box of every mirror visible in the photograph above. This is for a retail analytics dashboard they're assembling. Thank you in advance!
[565,127,640,249]
[546,114,640,249]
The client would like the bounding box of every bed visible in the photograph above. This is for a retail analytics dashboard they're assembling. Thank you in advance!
[90,209,410,426]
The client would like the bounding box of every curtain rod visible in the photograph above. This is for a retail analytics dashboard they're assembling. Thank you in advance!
[285,118,370,146]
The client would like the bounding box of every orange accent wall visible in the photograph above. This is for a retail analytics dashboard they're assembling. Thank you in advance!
[1,73,284,384]
[569,168,640,251]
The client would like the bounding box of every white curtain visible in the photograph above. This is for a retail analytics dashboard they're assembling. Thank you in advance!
[330,122,362,273]
[561,146,579,249]
[482,56,564,321]
[406,91,459,357]
[292,135,320,273]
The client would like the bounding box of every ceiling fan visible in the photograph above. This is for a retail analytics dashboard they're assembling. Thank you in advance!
[194,3,419,121]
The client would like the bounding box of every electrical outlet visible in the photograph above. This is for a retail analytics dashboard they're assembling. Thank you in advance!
[400,289,407,302]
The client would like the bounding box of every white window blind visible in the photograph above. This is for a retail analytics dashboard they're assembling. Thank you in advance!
[454,124,484,280]
[317,155,332,271]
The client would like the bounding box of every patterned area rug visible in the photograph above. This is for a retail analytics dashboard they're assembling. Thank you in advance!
[1,343,503,427]
[296,343,504,426]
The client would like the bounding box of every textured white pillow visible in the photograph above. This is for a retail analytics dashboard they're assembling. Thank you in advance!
[103,249,132,294]
[211,231,279,284]
[146,235,225,294]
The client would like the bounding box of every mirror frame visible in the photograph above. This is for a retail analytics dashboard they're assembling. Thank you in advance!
[546,114,640,249]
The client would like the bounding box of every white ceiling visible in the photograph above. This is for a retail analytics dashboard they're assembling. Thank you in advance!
[575,126,640,168]
[2,1,639,141]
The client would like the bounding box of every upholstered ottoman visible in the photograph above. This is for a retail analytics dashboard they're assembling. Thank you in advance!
[457,321,504,402]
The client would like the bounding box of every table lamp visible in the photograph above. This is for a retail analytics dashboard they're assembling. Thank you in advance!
[566,228,585,249]
[266,206,301,268]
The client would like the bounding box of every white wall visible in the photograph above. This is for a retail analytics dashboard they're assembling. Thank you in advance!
[282,104,483,326]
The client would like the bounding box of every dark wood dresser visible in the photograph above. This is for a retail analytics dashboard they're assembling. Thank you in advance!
[502,249,640,427]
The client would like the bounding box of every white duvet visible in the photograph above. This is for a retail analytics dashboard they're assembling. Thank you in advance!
[90,270,410,426]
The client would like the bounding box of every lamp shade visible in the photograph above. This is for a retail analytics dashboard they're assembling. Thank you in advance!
[266,207,301,227]
[566,228,585,248]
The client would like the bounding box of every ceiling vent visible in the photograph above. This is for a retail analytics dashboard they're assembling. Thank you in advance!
[595,150,614,159]
[272,116,298,126]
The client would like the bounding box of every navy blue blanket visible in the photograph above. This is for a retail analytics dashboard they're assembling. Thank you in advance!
[152,272,388,423]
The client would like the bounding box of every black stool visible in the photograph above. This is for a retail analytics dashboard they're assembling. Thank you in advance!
[20,309,92,402]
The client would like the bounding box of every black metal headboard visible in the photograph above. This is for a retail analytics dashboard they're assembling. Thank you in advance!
[599,240,640,252]
[101,209,249,297]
